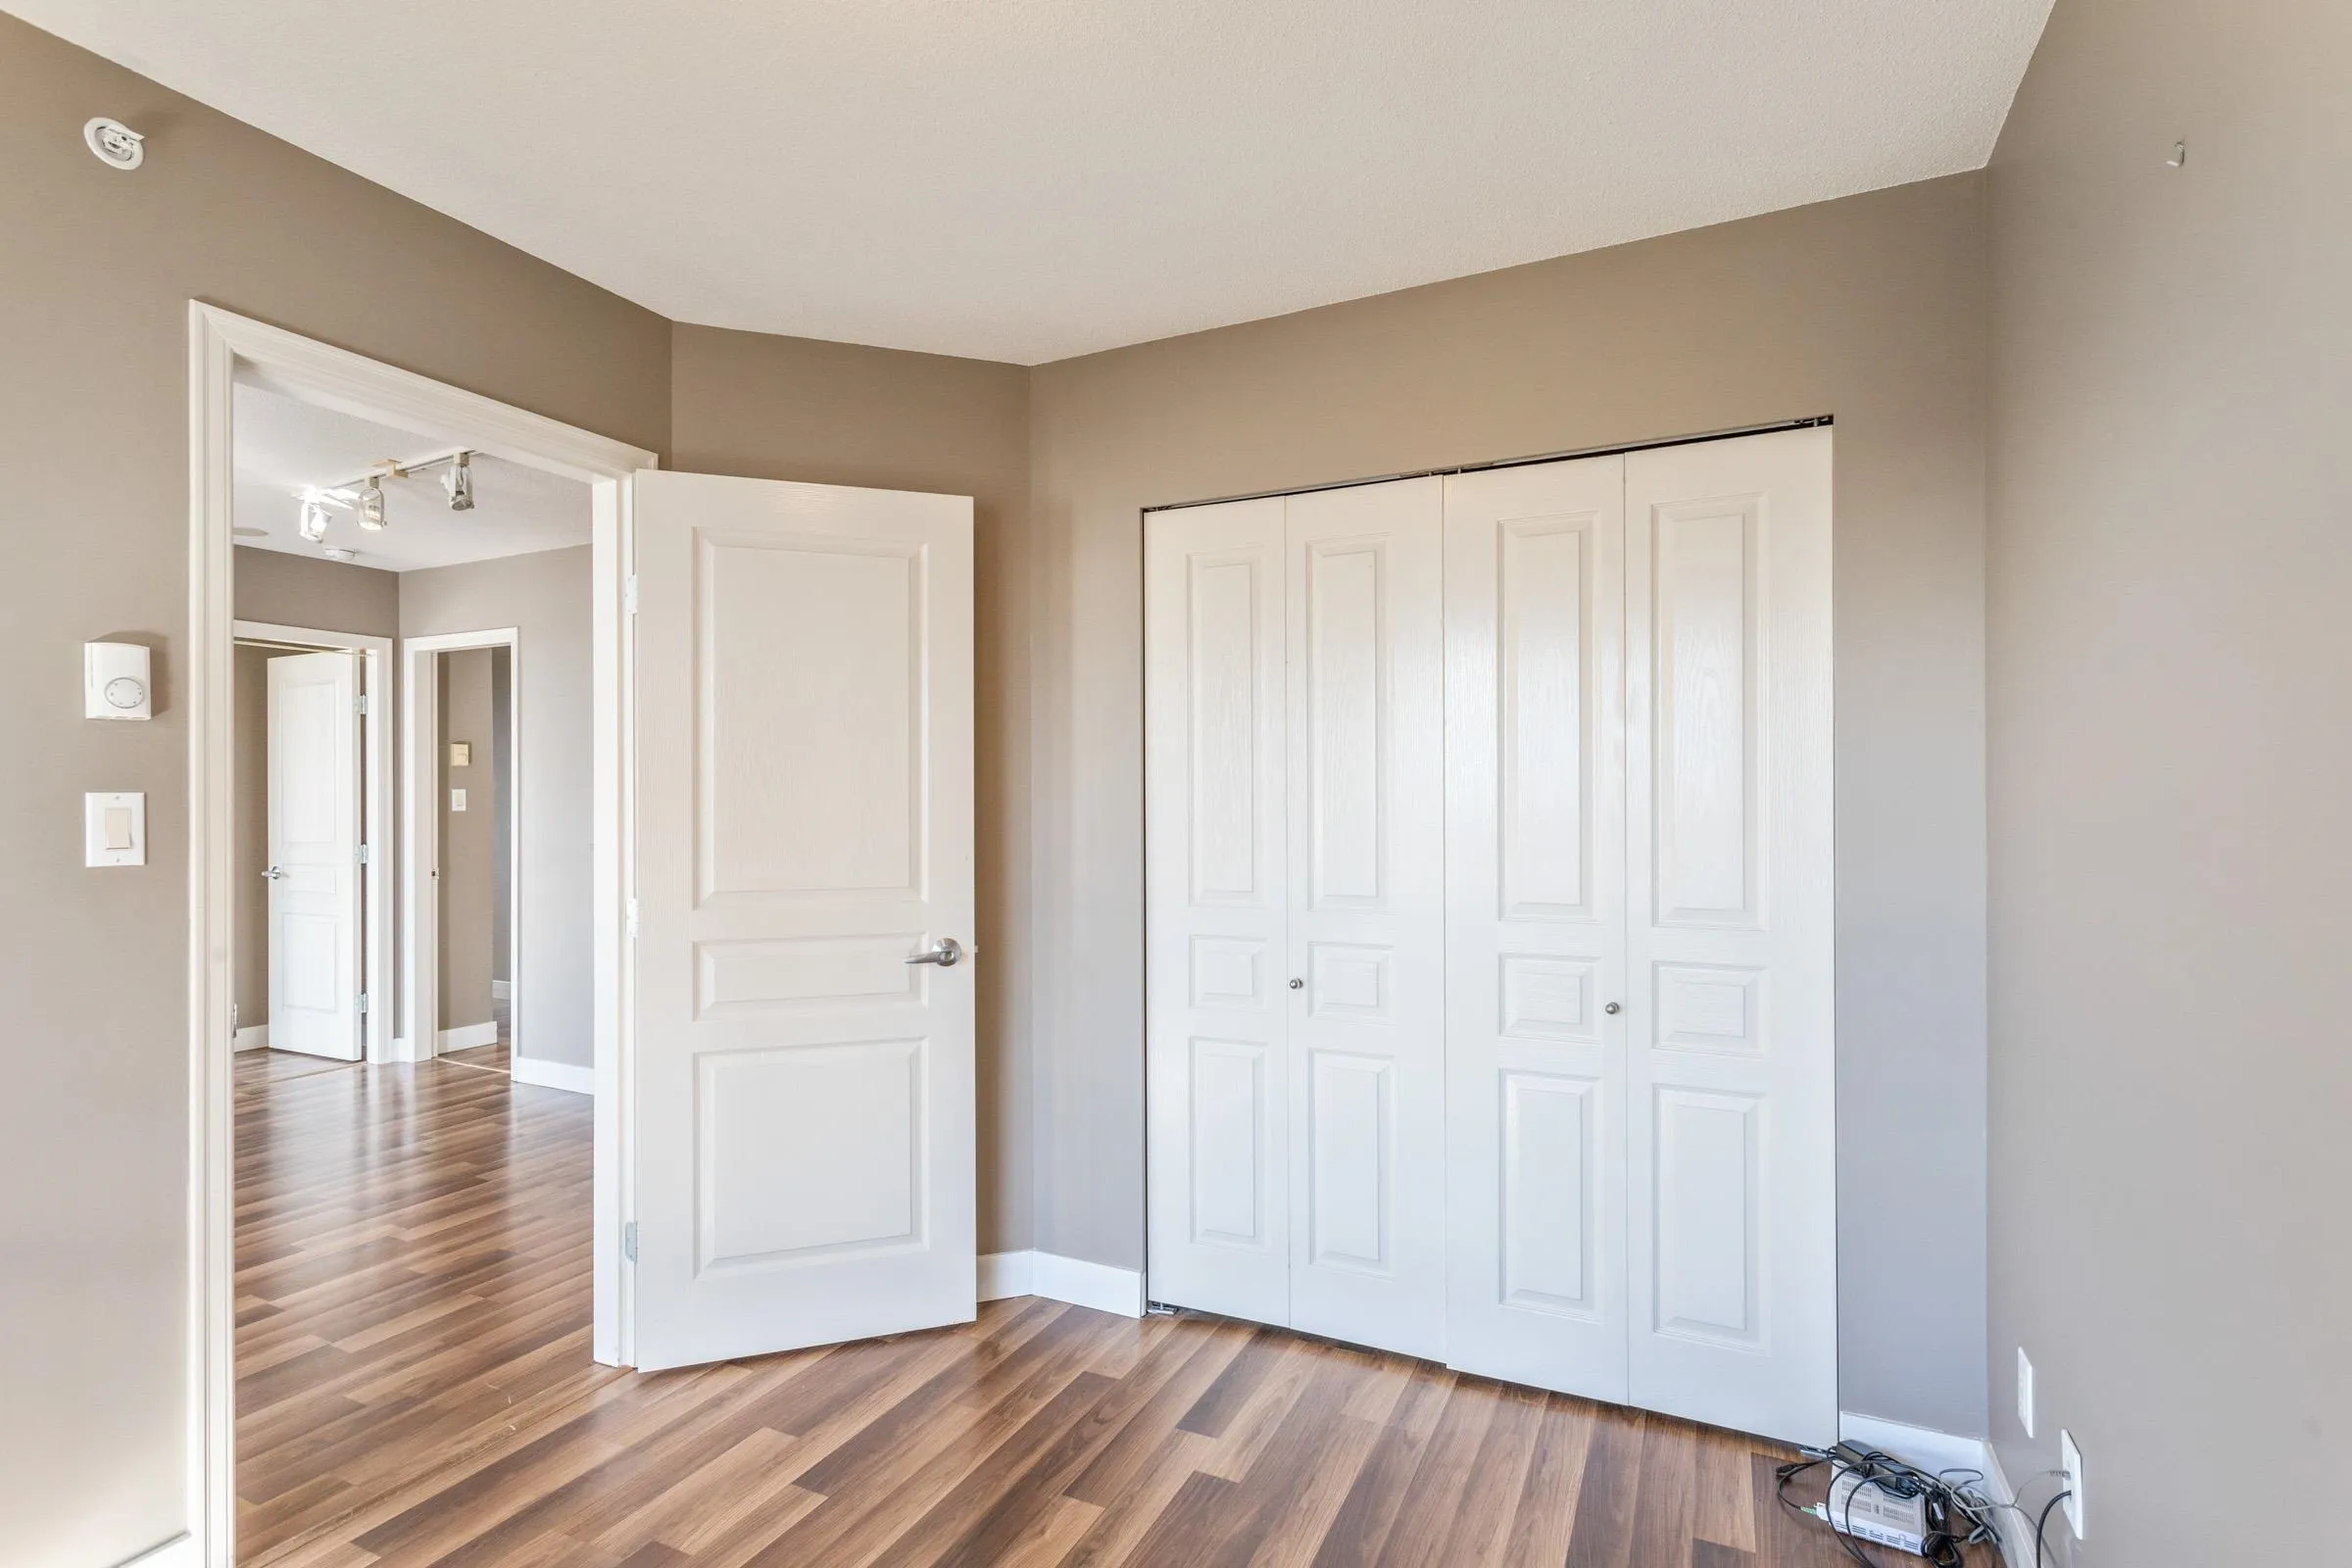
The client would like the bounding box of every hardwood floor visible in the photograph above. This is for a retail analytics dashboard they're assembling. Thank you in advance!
[236,1052,1984,1566]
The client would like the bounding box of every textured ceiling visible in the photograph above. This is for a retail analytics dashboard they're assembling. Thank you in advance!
[234,384,589,573]
[15,0,2049,364]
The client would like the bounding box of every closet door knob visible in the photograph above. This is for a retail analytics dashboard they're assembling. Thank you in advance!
[1604,1002,1621,1015]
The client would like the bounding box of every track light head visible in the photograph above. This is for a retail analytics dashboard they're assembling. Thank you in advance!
[444,451,474,512]
[360,474,388,530]
[297,498,329,543]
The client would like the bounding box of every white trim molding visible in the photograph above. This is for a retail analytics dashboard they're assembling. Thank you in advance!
[188,302,656,1568]
[117,1533,201,1568]
[979,1250,1146,1318]
[231,1025,270,1053]
[1837,1411,2039,1562]
[437,1020,501,1053]
[512,1054,596,1096]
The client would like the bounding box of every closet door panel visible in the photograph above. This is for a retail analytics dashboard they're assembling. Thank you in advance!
[1443,457,1631,1400]
[1146,497,1291,1325]
[1625,428,1835,1446]
[1286,477,1446,1359]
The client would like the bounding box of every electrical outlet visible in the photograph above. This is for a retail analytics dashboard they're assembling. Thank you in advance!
[2017,1348,2035,1438]
[2058,1428,2085,1539]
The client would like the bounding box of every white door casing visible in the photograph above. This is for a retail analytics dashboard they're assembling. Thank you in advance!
[1283,478,1447,1359]
[1145,495,1292,1327]
[630,469,977,1372]
[1443,455,1631,1399]
[1624,428,1836,1446]
[266,651,365,1061]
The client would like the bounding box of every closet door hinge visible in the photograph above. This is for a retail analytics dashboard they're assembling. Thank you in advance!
[356,842,371,865]
[357,991,370,1015]
[622,1221,638,1263]
[623,573,639,615]
[356,693,370,715]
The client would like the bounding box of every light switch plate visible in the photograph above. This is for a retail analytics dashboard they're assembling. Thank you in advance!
[2017,1348,2034,1438]
[85,791,146,866]
[450,787,468,811]
[2058,1428,2084,1539]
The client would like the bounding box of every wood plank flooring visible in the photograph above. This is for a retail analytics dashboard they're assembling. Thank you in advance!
[236,1052,1984,1566]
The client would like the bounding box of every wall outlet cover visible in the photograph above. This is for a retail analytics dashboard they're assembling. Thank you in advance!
[2017,1347,2035,1438]
[2059,1428,2084,1539]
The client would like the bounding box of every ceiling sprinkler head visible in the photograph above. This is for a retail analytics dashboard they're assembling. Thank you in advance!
[83,117,144,171]
[321,546,359,563]
[444,451,474,512]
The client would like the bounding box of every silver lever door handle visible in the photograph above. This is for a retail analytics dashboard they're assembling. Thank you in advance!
[905,937,963,968]
[263,865,289,881]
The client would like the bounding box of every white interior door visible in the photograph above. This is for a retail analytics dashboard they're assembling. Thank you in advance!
[1442,455,1630,1399]
[1145,496,1292,1327]
[1625,428,1836,1445]
[1283,478,1446,1359]
[267,651,365,1061]
[630,469,976,1372]
[1144,478,1446,1362]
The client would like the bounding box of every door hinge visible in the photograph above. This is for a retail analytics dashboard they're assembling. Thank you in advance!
[356,842,371,865]
[626,898,640,939]
[357,991,370,1015]
[623,573,639,615]
[622,1221,638,1263]
[356,693,370,715]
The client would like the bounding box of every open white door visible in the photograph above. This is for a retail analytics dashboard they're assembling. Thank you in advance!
[629,469,976,1372]
[267,651,365,1061]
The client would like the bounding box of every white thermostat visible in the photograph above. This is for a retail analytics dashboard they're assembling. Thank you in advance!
[85,642,152,719]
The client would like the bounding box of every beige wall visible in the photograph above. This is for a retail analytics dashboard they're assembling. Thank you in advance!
[0,14,669,1561]
[233,545,400,639]
[1028,173,1991,1435]
[436,649,499,1031]
[670,323,1037,1254]
[1985,0,2352,1558]
[402,546,594,1069]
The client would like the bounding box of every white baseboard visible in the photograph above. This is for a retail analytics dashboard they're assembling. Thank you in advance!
[437,1020,500,1052]
[491,978,513,1000]
[511,1054,595,1095]
[978,1250,1145,1318]
[117,1532,199,1567]
[1979,1438,2042,1568]
[232,1024,270,1052]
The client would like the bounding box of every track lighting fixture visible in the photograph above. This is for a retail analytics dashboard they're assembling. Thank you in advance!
[361,474,388,530]
[444,450,474,512]
[296,484,357,544]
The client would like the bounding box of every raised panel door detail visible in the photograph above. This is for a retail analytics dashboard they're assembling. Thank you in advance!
[278,678,339,846]
[1308,942,1393,1022]
[1189,553,1266,906]
[1306,540,1388,908]
[1189,936,1269,1011]
[1652,1087,1763,1346]
[1652,499,1759,927]
[1497,955,1595,1043]
[1308,1050,1394,1273]
[693,933,925,1018]
[697,1039,925,1273]
[1499,517,1592,920]
[697,535,920,901]
[1501,1072,1597,1317]
[1190,1039,1270,1249]
[280,913,339,1012]
[1654,963,1765,1056]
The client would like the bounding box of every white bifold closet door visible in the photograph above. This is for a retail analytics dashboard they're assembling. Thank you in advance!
[1145,475,1447,1361]
[1444,428,1834,1445]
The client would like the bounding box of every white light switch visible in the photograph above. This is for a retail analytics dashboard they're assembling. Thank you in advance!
[85,791,145,866]
[450,787,467,812]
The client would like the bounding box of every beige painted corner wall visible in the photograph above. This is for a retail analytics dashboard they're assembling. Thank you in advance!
[233,545,401,639]
[669,323,1037,1255]
[403,546,594,1070]
[1028,173,1991,1435]
[436,648,499,1032]
[0,13,669,1561]
[1985,0,2352,1558]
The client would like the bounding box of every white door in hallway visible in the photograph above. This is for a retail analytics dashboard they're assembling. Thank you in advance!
[1624,429,1836,1446]
[1145,477,1446,1361]
[629,469,976,1372]
[266,650,365,1061]
[1442,454,1632,1403]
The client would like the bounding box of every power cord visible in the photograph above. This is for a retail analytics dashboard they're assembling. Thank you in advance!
[1774,1445,2004,1567]
[2033,1489,2075,1568]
